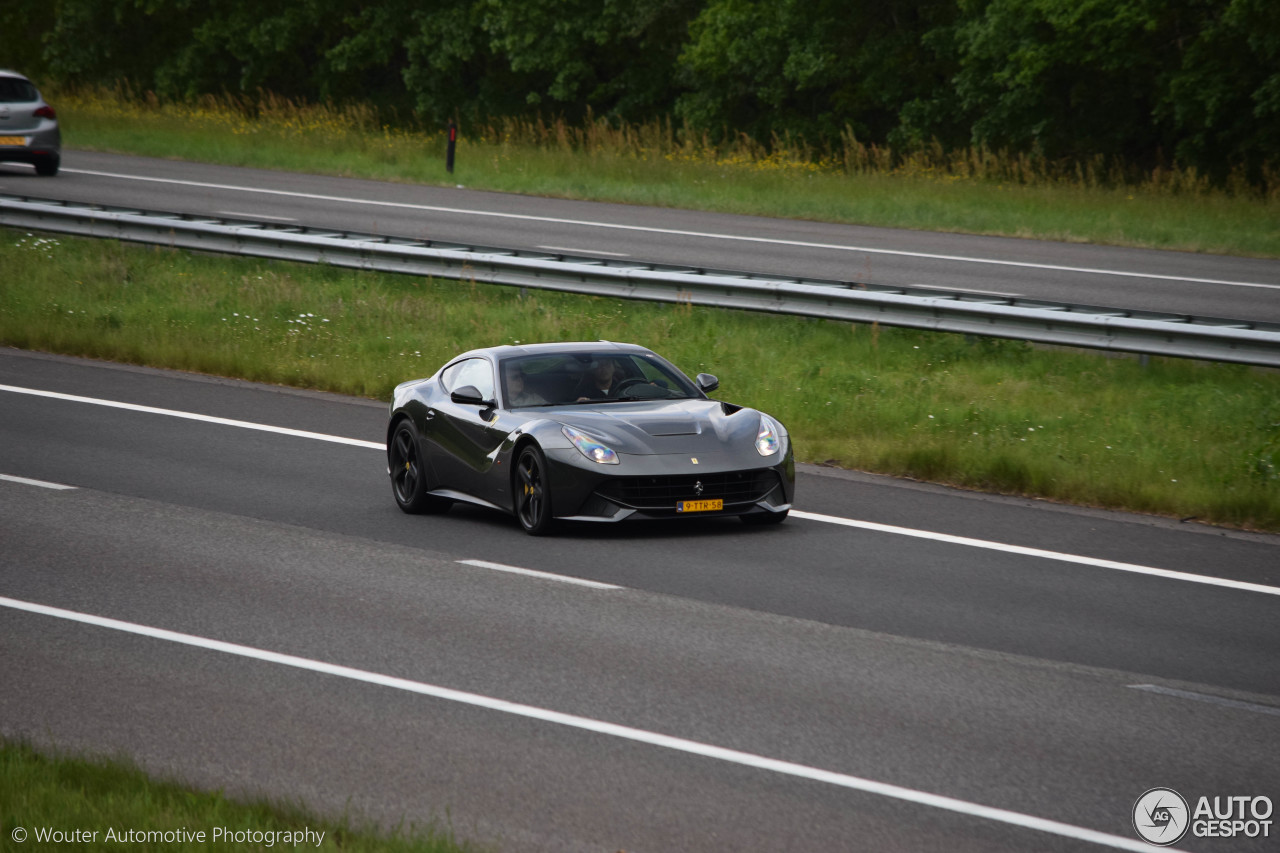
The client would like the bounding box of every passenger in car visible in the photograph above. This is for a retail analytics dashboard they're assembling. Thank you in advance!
[504,363,546,407]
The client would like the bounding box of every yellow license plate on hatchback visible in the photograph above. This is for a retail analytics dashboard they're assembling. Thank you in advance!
[677,499,723,513]
[0,137,28,146]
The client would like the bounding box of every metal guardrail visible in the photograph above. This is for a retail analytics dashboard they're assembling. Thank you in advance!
[4,193,1280,367]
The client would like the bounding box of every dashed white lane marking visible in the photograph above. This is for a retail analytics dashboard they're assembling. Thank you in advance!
[790,510,1280,597]
[0,594,1174,851]
[457,559,621,589]
[5,382,1276,597]
[0,473,76,490]
[62,168,1279,291]
[537,245,630,257]
[217,210,298,222]
[909,283,1023,298]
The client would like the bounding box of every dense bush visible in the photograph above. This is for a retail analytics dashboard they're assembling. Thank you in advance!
[3,0,1276,182]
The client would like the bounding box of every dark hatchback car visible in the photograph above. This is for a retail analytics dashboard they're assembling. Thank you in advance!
[0,70,61,176]
[387,342,795,534]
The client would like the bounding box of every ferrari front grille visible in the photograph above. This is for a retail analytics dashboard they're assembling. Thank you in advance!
[596,469,780,510]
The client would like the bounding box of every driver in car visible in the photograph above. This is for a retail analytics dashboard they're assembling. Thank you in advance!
[575,358,624,401]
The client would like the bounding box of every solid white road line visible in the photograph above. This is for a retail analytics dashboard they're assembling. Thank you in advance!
[0,473,76,490]
[1129,684,1280,718]
[0,594,1176,852]
[0,384,383,450]
[5,382,1276,597]
[62,168,1280,291]
[790,510,1280,597]
[457,559,622,589]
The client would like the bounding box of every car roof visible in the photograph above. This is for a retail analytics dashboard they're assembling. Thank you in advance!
[0,70,31,81]
[452,341,653,362]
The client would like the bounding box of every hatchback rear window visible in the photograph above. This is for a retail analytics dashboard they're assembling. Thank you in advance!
[0,79,39,103]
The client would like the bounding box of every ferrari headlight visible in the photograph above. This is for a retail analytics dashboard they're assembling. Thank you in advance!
[756,415,781,456]
[563,425,619,464]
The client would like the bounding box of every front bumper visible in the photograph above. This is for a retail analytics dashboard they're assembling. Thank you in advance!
[547,445,795,522]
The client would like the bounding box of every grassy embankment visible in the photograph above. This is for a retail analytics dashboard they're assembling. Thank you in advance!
[0,740,476,852]
[3,231,1278,530]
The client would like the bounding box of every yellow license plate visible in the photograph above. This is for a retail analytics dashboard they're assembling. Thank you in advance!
[0,137,28,146]
[677,499,723,513]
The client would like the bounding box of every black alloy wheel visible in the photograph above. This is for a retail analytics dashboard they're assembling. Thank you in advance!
[388,420,451,514]
[514,444,555,535]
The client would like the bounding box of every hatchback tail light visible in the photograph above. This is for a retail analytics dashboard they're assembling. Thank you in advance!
[34,105,56,119]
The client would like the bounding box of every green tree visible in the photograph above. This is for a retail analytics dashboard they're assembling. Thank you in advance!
[327,0,699,126]
[1159,0,1280,176]
[945,0,1176,161]
[38,0,200,89]
[325,0,484,119]
[920,0,1280,173]
[0,0,59,76]
[675,0,954,146]
[479,0,700,122]
[27,0,409,109]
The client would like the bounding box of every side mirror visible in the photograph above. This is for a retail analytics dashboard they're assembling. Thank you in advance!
[450,385,494,407]
[695,373,719,393]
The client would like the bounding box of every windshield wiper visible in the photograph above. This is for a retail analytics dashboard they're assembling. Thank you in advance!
[610,393,693,403]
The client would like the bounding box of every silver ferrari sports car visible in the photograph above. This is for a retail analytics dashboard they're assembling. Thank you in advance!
[387,342,794,534]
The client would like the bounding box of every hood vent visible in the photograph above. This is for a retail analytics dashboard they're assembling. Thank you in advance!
[640,418,703,437]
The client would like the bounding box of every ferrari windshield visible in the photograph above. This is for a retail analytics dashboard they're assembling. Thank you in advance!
[500,351,701,407]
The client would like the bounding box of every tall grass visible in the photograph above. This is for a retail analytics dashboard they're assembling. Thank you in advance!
[0,740,477,852]
[51,87,1280,258]
[483,111,1278,199]
[3,232,1277,530]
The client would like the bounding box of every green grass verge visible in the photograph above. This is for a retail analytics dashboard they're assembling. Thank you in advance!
[50,88,1280,258]
[3,231,1278,530]
[0,740,478,852]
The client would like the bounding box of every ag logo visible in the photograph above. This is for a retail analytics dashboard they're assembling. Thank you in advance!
[1133,788,1189,846]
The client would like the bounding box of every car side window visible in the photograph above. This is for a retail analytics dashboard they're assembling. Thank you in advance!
[441,357,495,400]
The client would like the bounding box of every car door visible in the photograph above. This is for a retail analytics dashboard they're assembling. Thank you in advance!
[427,357,509,499]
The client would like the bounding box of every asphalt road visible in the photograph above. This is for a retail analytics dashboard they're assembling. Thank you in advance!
[2,348,1277,852]
[2,151,1279,324]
